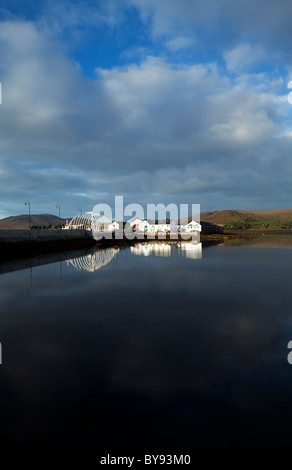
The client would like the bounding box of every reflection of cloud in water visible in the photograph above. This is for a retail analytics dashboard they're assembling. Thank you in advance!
[69,248,119,272]
[2,246,292,450]
[131,243,171,257]
[177,242,202,259]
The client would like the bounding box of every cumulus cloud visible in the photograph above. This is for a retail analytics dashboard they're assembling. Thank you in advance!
[223,43,267,73]
[129,0,292,52]
[0,1,292,218]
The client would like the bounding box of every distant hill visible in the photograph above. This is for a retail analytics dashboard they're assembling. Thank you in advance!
[2,209,292,231]
[0,214,69,230]
[200,209,292,230]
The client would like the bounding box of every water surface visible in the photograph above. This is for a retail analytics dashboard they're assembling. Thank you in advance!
[1,237,292,459]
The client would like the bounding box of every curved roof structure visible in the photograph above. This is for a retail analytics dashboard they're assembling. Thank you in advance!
[68,211,112,230]
[68,211,100,229]
[69,248,119,272]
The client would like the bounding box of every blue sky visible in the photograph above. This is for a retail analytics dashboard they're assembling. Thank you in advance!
[0,0,292,218]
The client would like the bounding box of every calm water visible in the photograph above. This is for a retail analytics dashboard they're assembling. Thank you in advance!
[1,236,292,460]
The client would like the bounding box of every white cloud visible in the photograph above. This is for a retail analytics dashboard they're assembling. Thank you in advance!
[165,36,194,51]
[129,0,292,53]
[0,12,292,216]
[38,0,123,38]
[223,43,266,73]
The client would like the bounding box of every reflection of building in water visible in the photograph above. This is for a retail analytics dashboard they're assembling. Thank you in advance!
[176,242,202,259]
[131,243,171,257]
[69,248,119,272]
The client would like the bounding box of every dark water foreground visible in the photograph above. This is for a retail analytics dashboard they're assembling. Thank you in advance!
[1,236,292,462]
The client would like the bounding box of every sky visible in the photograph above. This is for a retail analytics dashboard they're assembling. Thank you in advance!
[1,0,292,218]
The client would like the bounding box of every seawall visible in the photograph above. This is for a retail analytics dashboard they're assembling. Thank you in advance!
[0,229,96,261]
[0,229,92,242]
[0,226,223,263]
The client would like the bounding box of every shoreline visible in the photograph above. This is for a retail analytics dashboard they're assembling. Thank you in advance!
[0,229,289,272]
[0,237,97,262]
[0,230,255,263]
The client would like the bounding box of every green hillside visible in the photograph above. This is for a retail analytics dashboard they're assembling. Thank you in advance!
[200,209,292,231]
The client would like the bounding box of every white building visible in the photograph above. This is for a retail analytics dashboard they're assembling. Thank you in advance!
[179,220,201,232]
[128,217,201,234]
[128,218,150,232]
[128,217,171,233]
[111,221,120,231]
[149,219,171,233]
